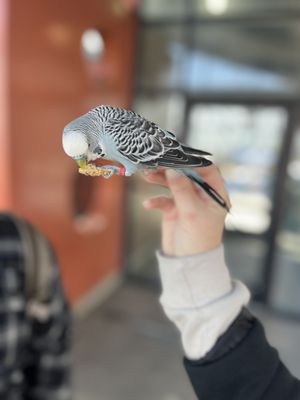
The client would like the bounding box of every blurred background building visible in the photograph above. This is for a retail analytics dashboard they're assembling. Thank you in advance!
[128,0,300,316]
[0,0,300,399]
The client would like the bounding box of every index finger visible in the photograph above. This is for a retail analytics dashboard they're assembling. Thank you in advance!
[165,169,200,215]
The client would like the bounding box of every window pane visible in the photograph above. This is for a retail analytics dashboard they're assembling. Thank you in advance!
[137,25,186,90]
[191,23,298,92]
[137,21,299,93]
[187,104,287,234]
[191,0,299,17]
[270,126,300,313]
[139,0,188,20]
[140,0,299,20]
[134,93,186,139]
[125,175,166,281]
[186,103,288,292]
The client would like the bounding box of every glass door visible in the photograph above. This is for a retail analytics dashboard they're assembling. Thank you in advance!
[185,101,289,297]
[270,118,300,315]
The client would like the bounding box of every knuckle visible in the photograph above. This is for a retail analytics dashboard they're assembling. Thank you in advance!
[172,185,190,197]
[182,211,197,221]
[170,177,189,192]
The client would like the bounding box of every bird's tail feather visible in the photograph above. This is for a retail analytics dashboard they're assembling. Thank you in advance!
[181,168,230,212]
[181,145,212,157]
[142,150,212,168]
[156,156,212,168]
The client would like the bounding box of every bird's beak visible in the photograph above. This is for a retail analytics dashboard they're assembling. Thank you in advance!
[75,158,88,169]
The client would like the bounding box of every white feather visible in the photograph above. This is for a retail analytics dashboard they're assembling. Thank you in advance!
[62,131,88,158]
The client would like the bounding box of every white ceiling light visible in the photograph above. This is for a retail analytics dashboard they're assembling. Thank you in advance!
[81,29,105,60]
[205,0,228,15]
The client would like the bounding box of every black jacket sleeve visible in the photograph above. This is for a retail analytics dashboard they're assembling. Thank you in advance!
[184,311,300,400]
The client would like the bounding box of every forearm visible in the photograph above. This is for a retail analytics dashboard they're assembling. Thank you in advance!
[157,245,250,359]
[157,246,300,399]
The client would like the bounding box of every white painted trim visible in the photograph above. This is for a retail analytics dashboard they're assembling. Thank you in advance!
[73,271,122,319]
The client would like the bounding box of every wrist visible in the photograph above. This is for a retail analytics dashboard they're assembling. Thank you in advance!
[163,227,224,258]
[188,233,223,256]
[166,241,222,258]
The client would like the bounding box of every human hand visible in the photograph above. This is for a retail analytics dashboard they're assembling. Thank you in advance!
[143,166,231,257]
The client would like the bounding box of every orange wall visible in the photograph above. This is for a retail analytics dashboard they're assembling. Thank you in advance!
[1,0,137,302]
[0,0,11,207]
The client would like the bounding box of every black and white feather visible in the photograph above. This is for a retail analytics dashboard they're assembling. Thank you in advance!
[62,105,229,211]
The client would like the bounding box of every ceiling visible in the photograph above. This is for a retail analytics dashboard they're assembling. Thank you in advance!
[138,0,300,95]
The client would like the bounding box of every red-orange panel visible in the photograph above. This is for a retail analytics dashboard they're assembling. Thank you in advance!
[2,0,138,302]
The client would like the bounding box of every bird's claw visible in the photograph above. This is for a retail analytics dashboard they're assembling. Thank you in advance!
[100,165,123,179]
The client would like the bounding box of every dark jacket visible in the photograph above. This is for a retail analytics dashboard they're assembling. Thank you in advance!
[184,309,300,399]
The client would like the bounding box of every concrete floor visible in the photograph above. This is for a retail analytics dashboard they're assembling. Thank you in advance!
[74,283,300,400]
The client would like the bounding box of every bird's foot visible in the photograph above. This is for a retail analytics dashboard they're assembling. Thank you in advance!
[78,164,128,178]
[100,165,127,179]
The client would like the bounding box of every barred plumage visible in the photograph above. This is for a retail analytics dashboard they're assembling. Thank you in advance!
[62,105,229,211]
[63,105,211,175]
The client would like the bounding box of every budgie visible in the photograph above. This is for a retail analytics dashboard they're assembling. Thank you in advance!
[62,105,229,211]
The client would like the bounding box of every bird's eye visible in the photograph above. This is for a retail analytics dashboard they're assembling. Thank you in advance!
[94,146,102,155]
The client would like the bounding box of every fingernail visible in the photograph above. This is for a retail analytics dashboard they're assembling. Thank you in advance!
[166,169,181,180]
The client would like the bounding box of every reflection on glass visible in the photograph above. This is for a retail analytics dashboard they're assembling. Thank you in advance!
[186,103,287,292]
[140,0,299,19]
[138,22,298,93]
[270,128,300,313]
[125,175,167,281]
[187,104,287,234]
[81,29,105,60]
[204,0,229,15]
[139,0,187,19]
[224,235,267,291]
[134,93,185,139]
[138,26,186,90]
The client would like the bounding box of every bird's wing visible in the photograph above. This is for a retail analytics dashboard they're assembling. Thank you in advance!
[105,114,181,165]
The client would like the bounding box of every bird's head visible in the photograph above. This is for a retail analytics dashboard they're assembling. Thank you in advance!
[62,130,89,169]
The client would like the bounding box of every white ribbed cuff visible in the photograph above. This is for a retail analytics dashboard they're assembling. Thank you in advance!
[156,245,251,359]
[169,281,250,359]
[156,245,232,310]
